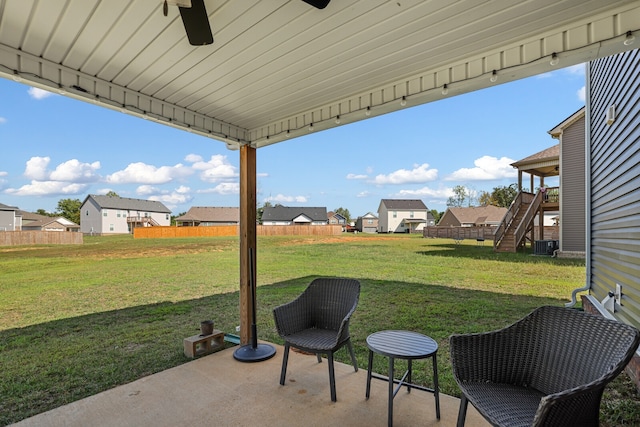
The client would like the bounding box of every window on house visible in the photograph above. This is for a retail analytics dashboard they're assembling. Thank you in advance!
[109,224,114,231]
[166,214,169,220]
[410,211,414,218]
[367,219,373,224]
[117,211,121,218]
[86,210,89,216]
[103,212,107,217]
[392,211,397,218]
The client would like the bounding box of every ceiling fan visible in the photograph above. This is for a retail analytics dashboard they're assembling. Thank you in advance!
[163,0,331,46]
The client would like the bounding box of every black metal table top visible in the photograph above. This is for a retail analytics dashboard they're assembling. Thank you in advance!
[366,330,438,359]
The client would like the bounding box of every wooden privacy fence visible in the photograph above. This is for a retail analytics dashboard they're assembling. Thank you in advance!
[422,226,495,240]
[0,231,83,246]
[134,225,343,238]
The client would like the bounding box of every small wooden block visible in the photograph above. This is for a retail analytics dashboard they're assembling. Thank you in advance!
[183,330,225,358]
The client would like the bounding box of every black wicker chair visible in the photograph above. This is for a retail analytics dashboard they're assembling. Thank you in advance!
[273,277,360,402]
[450,305,640,427]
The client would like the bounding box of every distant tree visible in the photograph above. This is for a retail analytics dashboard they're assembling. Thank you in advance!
[257,201,273,223]
[56,198,82,224]
[490,183,518,208]
[171,212,186,226]
[478,190,492,206]
[333,207,351,223]
[429,209,441,223]
[446,185,468,207]
[36,208,54,217]
[105,191,120,197]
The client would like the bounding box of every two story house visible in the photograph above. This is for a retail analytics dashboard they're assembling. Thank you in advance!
[377,199,432,233]
[80,195,171,234]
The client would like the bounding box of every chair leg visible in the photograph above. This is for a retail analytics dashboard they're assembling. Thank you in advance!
[346,339,358,372]
[457,393,469,427]
[316,353,322,363]
[328,351,337,402]
[280,343,290,386]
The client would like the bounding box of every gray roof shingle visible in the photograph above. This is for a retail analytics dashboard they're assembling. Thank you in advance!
[84,195,171,213]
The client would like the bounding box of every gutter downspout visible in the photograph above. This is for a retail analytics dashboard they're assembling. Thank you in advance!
[566,62,591,308]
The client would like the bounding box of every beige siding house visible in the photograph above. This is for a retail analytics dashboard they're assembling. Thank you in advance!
[80,195,171,235]
[175,207,239,226]
[19,211,80,232]
[438,206,507,227]
[377,199,431,233]
[356,212,378,233]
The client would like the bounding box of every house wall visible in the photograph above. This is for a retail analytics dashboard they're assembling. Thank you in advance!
[588,49,640,330]
[0,210,16,231]
[80,199,103,234]
[437,210,460,227]
[356,215,378,233]
[560,114,586,252]
[378,208,427,233]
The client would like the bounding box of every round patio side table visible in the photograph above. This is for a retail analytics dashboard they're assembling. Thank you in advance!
[365,330,440,427]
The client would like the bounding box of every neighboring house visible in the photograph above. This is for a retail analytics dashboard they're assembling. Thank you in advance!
[0,203,20,231]
[377,199,431,233]
[355,212,379,233]
[548,107,586,256]
[175,207,239,226]
[19,210,80,232]
[80,195,171,234]
[438,206,507,227]
[261,206,328,225]
[327,211,347,225]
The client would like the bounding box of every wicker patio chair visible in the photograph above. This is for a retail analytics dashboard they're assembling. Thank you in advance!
[273,277,360,402]
[450,305,640,427]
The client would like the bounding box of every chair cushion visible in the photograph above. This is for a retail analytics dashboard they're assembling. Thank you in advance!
[285,328,342,351]
[462,382,544,427]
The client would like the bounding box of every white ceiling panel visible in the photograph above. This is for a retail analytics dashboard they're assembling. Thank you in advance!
[0,0,638,149]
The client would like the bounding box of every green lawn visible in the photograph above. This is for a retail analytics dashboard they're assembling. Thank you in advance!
[0,234,637,425]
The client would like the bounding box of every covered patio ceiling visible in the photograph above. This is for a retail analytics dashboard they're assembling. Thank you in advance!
[1,0,639,151]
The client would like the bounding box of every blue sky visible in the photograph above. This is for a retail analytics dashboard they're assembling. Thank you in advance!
[0,65,584,218]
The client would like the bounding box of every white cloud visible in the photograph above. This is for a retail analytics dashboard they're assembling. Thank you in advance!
[106,162,191,184]
[49,159,101,183]
[196,182,240,195]
[264,194,308,204]
[5,181,88,196]
[0,117,6,124]
[446,156,516,181]
[184,153,202,163]
[372,163,438,185]
[28,87,55,100]
[577,86,586,102]
[24,156,51,180]
[189,154,238,183]
[347,173,368,180]
[356,191,370,198]
[396,186,453,198]
[0,171,7,177]
[134,185,193,209]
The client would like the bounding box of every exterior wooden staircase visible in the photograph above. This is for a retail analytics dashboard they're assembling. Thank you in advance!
[493,190,543,252]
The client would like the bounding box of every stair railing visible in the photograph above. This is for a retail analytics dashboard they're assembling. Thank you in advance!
[512,190,543,249]
[493,192,522,249]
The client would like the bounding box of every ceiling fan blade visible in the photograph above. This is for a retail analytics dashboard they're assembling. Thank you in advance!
[301,0,331,9]
[179,0,213,46]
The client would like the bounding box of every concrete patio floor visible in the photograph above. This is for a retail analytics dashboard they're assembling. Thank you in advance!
[13,343,489,427]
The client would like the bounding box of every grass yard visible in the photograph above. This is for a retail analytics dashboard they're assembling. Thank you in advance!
[0,234,637,426]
